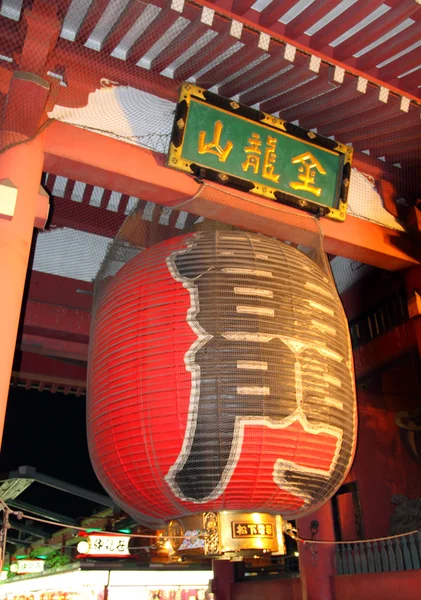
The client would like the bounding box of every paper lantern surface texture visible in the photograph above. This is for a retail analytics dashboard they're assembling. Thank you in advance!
[88,231,356,525]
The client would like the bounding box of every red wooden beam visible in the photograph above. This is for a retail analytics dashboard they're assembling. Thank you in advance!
[324,112,409,146]
[353,321,417,380]
[43,120,420,270]
[192,0,421,101]
[259,71,333,113]
[50,193,127,238]
[243,56,310,108]
[340,270,405,322]
[14,352,87,383]
[351,151,409,188]
[1,72,50,138]
[279,76,360,122]
[0,17,26,58]
[11,371,86,394]
[172,21,239,81]
[307,0,391,52]
[342,106,421,145]
[49,40,180,108]
[124,1,198,64]
[271,65,335,113]
[258,0,297,28]
[381,50,421,82]
[148,12,211,74]
[44,120,199,204]
[331,101,405,141]
[298,86,381,132]
[398,69,421,94]
[75,0,111,46]
[20,333,89,362]
[45,174,199,240]
[333,0,421,62]
[383,141,421,162]
[353,126,421,154]
[357,23,421,73]
[284,0,339,41]
[22,299,91,343]
[218,41,291,99]
[231,0,255,16]
[196,28,264,89]
[101,0,150,55]
[19,0,61,75]
[27,271,93,311]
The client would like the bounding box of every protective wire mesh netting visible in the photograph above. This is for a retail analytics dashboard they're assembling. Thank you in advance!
[3,0,420,548]
[32,186,421,543]
[86,203,356,527]
[93,180,337,297]
[0,0,420,229]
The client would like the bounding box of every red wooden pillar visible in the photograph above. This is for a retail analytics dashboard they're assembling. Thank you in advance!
[212,559,235,600]
[405,265,421,358]
[297,502,336,600]
[0,134,49,446]
[0,0,54,448]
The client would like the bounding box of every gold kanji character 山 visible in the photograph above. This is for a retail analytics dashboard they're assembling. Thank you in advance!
[198,120,233,162]
[262,136,280,183]
[290,151,327,197]
[242,132,262,174]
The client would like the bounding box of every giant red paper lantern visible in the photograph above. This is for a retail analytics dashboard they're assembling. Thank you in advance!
[88,231,356,525]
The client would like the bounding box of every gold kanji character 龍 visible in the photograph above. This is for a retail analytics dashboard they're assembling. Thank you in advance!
[242,132,262,174]
[198,120,233,162]
[290,151,327,197]
[242,134,280,183]
[262,136,280,183]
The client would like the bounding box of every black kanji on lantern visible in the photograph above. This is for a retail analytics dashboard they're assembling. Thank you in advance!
[165,233,352,503]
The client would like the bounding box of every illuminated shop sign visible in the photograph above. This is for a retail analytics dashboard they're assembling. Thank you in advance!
[14,561,44,575]
[76,534,130,557]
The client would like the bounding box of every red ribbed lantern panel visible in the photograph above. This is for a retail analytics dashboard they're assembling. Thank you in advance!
[88,231,356,525]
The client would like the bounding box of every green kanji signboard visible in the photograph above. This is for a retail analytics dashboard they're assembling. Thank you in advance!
[167,84,353,222]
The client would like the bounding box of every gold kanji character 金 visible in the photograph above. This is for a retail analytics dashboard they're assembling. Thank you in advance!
[198,120,233,162]
[290,151,327,197]
[262,136,280,183]
[242,132,262,174]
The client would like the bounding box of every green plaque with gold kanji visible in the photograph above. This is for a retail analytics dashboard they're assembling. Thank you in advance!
[167,84,353,222]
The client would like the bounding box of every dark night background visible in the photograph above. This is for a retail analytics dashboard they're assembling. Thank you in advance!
[0,386,107,521]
